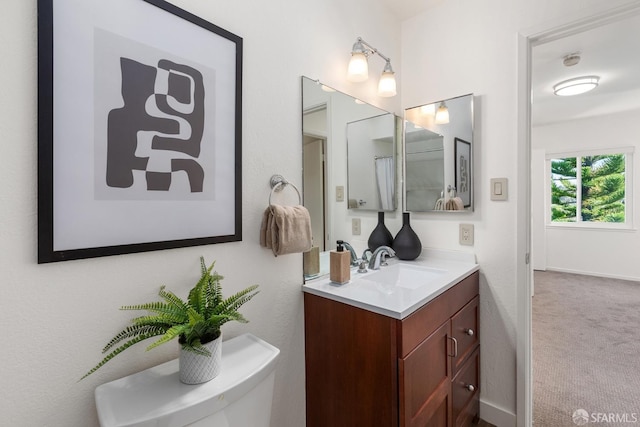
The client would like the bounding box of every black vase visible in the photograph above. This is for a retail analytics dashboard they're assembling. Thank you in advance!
[368,212,394,251]
[392,212,422,260]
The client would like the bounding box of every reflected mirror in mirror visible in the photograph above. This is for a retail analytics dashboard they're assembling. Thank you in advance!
[302,76,399,281]
[347,113,397,211]
[404,94,474,212]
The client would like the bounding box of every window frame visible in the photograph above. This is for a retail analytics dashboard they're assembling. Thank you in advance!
[545,147,634,230]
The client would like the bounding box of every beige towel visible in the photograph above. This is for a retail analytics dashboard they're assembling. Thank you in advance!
[452,197,464,210]
[260,204,312,256]
[444,197,465,210]
[260,207,272,248]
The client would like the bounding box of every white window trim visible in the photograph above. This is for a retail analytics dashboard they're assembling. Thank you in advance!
[545,147,634,229]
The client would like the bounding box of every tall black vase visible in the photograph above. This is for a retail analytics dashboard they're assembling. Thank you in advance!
[368,212,394,251]
[392,212,422,260]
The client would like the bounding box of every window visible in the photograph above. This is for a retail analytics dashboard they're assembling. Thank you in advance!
[547,148,633,227]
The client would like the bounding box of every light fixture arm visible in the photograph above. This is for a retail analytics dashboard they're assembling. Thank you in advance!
[353,37,391,64]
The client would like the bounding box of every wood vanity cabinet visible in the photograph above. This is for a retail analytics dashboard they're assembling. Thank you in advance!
[304,271,479,427]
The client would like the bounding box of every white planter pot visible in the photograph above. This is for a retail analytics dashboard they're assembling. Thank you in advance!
[179,334,222,384]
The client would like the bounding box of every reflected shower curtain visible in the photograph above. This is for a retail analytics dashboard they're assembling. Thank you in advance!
[375,157,394,210]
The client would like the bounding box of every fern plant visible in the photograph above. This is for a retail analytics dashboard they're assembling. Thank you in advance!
[81,257,258,380]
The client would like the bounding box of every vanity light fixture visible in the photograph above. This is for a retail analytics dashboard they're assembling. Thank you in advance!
[434,102,450,124]
[553,76,600,96]
[420,103,436,116]
[347,37,397,97]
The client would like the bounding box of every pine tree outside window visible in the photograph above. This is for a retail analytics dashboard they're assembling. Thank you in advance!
[546,148,633,228]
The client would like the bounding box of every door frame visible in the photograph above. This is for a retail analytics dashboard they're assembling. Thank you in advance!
[516,3,640,426]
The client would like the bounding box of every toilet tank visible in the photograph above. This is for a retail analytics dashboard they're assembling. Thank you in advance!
[94,333,280,427]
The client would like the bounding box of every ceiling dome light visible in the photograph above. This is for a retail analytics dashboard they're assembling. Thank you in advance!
[553,76,599,96]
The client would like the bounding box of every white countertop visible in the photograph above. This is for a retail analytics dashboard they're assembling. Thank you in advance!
[302,248,479,319]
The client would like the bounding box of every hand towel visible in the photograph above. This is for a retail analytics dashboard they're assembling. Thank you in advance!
[261,204,313,256]
[452,197,464,210]
[260,207,272,248]
[271,204,312,256]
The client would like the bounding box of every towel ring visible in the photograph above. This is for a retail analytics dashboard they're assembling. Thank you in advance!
[269,174,302,205]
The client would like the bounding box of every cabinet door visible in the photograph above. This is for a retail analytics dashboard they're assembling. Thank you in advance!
[399,321,452,427]
[451,296,479,376]
[304,293,398,427]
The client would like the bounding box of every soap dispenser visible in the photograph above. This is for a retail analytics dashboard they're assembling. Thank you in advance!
[330,240,351,285]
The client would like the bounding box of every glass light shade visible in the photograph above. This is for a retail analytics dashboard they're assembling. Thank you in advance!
[553,76,599,96]
[347,52,369,82]
[378,70,397,97]
[420,104,436,116]
[435,103,450,124]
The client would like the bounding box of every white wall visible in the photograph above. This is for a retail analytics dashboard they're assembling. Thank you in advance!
[0,1,401,426]
[532,109,640,281]
[400,0,636,424]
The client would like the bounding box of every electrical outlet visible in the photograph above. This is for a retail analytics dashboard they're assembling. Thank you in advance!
[459,223,474,246]
[352,218,361,235]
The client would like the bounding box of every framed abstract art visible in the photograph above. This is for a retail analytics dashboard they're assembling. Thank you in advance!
[38,0,243,263]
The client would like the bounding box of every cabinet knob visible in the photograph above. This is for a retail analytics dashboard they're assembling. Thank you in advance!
[465,384,475,392]
[465,328,474,336]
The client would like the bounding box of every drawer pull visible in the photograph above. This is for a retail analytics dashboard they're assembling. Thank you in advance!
[465,328,475,336]
[448,336,458,358]
[465,384,475,392]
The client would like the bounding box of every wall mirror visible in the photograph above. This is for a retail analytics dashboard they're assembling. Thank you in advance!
[404,94,474,212]
[346,113,397,211]
[302,76,398,280]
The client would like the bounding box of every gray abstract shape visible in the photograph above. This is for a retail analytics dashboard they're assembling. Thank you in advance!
[172,159,204,193]
[152,59,205,158]
[106,58,179,188]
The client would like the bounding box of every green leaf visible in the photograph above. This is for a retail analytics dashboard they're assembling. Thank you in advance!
[81,257,259,380]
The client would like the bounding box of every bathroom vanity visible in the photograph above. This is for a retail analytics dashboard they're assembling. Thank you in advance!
[303,250,479,427]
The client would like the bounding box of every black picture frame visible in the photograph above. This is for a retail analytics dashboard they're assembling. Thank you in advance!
[38,0,243,263]
[454,138,472,208]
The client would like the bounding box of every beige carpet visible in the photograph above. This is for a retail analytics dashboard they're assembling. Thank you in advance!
[533,271,640,427]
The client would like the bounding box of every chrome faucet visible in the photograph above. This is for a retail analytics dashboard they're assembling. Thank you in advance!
[361,248,373,263]
[368,246,396,270]
[339,240,359,266]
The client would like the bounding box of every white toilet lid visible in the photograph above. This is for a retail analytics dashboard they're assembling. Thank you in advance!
[94,333,280,427]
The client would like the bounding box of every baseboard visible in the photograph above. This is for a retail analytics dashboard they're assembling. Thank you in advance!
[480,399,516,427]
[544,267,640,282]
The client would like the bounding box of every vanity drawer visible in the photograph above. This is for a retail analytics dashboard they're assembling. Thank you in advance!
[451,296,479,375]
[452,347,480,427]
[398,272,479,357]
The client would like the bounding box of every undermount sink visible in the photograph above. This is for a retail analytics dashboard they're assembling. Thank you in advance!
[360,263,447,290]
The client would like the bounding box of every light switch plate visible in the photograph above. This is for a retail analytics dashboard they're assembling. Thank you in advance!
[336,186,345,202]
[459,223,474,246]
[490,178,508,201]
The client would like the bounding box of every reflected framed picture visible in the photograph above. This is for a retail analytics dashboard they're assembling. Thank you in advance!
[37,0,243,263]
[454,138,472,208]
